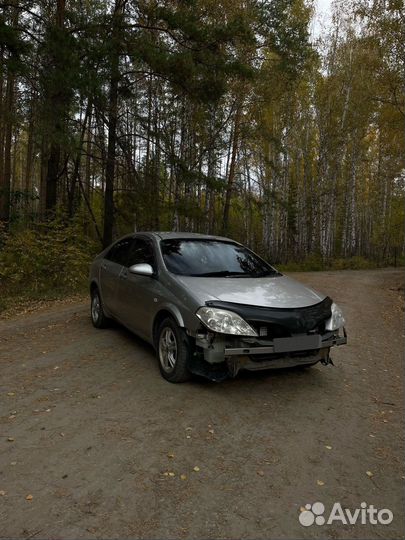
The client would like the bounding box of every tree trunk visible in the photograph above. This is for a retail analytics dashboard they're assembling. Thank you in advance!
[24,103,35,217]
[67,101,92,217]
[0,2,18,228]
[103,0,126,247]
[0,42,5,217]
[0,70,15,226]
[222,102,242,235]
[44,0,66,215]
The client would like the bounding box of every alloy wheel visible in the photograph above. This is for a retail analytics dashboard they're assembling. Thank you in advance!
[91,293,101,323]
[159,327,177,372]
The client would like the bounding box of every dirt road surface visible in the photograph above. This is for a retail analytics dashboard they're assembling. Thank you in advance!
[0,269,404,539]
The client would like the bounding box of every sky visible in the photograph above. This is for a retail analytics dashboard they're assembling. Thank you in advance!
[317,0,333,12]
[312,0,333,38]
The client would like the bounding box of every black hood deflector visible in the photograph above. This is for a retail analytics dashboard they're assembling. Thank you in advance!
[205,296,333,333]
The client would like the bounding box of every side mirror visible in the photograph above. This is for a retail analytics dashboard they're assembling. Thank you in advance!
[129,263,154,276]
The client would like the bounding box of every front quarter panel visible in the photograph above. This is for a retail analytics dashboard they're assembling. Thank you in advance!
[152,272,203,336]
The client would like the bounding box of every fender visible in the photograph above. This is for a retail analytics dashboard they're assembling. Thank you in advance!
[157,302,185,328]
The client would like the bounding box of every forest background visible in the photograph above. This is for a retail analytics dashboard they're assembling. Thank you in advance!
[0,0,404,309]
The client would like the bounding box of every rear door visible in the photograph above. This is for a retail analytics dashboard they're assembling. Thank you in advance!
[116,237,159,340]
[100,237,132,316]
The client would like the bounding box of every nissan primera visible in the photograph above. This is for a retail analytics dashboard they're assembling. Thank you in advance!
[89,232,347,382]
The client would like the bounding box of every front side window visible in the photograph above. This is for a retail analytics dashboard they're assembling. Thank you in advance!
[127,238,155,268]
[160,239,277,277]
[105,238,132,266]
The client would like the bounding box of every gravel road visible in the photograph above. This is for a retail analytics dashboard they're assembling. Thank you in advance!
[0,269,404,539]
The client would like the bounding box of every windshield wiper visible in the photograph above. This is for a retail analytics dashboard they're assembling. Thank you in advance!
[189,270,248,277]
[254,270,280,277]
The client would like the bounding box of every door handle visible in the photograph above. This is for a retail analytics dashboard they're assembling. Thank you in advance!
[120,271,128,280]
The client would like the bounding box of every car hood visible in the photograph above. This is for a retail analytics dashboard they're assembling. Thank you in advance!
[174,274,326,309]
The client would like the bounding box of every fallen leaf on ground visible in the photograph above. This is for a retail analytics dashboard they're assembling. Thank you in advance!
[180,474,187,480]
[168,472,175,477]
[7,392,15,396]
[25,494,33,501]
[325,445,332,450]
[317,480,325,486]
[208,429,214,434]
[257,470,264,477]
[7,437,14,442]
[366,471,373,477]
[193,466,200,472]
[167,453,175,458]
[0,490,6,496]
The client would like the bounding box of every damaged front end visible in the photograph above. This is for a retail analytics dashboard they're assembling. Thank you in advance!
[189,297,347,381]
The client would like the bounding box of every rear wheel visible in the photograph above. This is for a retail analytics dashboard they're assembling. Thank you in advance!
[157,318,191,383]
[91,287,109,329]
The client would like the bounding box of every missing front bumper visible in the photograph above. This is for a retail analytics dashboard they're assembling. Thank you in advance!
[224,328,347,356]
[193,327,347,379]
[189,347,332,380]
[226,348,331,376]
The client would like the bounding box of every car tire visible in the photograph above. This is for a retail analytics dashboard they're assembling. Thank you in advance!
[90,287,109,329]
[156,318,192,383]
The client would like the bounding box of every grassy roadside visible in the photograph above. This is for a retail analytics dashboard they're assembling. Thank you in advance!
[278,255,404,272]
[0,284,89,320]
[0,222,97,319]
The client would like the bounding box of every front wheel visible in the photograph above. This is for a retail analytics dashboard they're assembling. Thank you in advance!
[157,318,192,383]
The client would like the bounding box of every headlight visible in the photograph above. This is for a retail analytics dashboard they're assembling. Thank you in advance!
[325,302,345,331]
[196,306,258,336]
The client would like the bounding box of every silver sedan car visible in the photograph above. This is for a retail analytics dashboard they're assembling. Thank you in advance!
[89,232,347,382]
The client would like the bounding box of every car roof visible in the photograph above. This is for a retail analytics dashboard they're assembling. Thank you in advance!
[139,231,236,243]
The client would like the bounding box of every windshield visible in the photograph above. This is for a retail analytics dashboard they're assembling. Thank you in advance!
[160,239,278,277]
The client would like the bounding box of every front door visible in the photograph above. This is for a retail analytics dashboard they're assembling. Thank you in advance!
[100,237,133,316]
[116,237,159,340]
